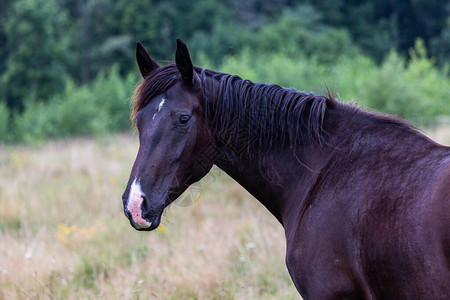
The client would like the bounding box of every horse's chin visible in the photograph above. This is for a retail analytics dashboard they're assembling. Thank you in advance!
[140,210,163,231]
[127,208,163,232]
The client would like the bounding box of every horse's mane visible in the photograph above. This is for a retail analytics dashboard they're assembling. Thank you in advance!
[132,64,332,155]
[199,68,332,154]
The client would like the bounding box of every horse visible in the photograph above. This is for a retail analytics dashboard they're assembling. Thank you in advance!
[122,39,450,299]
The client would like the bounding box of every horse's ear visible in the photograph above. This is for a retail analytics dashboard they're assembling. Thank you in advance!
[136,41,159,78]
[175,38,195,87]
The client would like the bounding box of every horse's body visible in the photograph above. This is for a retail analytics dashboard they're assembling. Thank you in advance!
[122,40,450,299]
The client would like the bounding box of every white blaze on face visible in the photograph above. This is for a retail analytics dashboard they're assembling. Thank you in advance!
[127,178,151,229]
[158,98,165,111]
[152,97,166,120]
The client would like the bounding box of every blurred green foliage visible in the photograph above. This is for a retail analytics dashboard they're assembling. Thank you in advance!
[1,0,70,111]
[6,68,136,144]
[0,0,449,143]
[0,102,10,140]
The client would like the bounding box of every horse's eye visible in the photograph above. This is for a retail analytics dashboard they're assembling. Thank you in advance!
[178,115,191,125]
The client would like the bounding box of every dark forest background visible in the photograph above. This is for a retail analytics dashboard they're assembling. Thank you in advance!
[1,0,449,143]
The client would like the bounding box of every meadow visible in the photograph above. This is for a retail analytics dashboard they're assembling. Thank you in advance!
[0,126,449,299]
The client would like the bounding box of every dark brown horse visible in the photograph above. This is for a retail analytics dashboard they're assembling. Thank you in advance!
[122,39,450,299]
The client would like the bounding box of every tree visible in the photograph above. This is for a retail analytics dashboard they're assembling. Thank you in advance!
[0,0,70,111]
[0,0,14,74]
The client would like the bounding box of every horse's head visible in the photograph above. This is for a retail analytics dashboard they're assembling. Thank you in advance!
[122,39,215,231]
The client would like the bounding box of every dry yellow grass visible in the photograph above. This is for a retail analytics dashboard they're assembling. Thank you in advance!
[0,126,448,299]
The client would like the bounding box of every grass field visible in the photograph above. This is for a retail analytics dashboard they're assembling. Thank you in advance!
[0,127,449,299]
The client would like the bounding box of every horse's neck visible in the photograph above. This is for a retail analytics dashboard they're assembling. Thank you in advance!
[203,74,339,227]
[214,136,335,227]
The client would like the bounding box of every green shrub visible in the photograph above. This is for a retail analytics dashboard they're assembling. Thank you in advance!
[13,101,57,144]
[326,54,378,102]
[12,87,102,144]
[359,40,450,123]
[88,67,137,132]
[404,40,450,119]
[52,81,110,138]
[11,67,136,144]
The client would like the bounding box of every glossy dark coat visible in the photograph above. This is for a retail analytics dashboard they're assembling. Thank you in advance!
[122,39,450,299]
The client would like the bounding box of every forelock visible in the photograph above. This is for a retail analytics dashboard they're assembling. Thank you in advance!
[131,64,180,122]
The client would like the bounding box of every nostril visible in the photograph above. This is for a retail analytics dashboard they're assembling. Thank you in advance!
[140,193,149,212]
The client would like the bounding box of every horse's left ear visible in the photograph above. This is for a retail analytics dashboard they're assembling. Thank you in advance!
[136,41,159,78]
[175,39,195,87]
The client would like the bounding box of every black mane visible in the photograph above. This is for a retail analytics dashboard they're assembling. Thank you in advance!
[199,68,331,155]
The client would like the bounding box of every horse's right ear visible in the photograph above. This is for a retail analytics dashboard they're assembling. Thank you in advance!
[136,41,159,78]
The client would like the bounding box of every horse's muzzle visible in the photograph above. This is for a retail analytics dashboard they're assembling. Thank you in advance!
[123,202,162,231]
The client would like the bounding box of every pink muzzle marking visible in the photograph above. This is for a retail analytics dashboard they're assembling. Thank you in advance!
[127,179,151,228]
